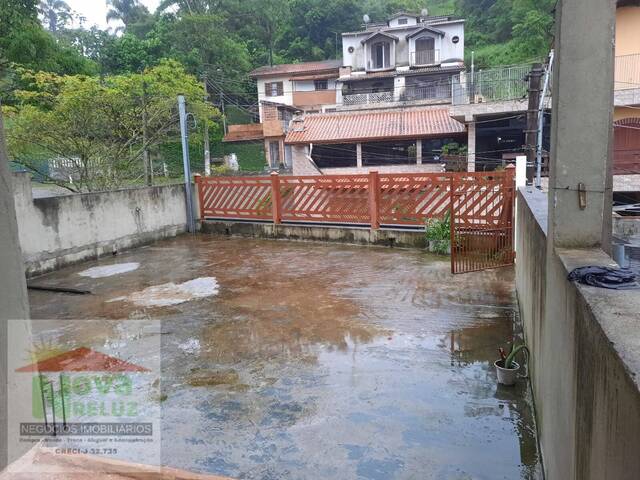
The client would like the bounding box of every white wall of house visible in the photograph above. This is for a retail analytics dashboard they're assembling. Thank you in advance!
[256,76,294,121]
[388,15,419,28]
[342,20,464,71]
[293,79,338,91]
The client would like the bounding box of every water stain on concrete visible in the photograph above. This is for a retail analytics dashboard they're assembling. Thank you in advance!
[109,277,219,308]
[28,235,542,480]
[78,262,140,278]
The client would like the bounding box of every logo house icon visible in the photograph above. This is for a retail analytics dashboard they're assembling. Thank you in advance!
[15,347,149,429]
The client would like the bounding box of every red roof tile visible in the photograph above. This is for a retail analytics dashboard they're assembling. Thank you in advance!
[285,108,465,144]
[250,60,342,78]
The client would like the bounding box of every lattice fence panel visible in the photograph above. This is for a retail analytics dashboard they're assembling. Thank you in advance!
[279,175,371,223]
[198,176,273,220]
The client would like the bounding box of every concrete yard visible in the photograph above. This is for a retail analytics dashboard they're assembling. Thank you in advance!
[27,235,541,479]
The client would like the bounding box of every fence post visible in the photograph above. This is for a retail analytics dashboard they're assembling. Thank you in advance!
[369,171,380,229]
[193,173,204,221]
[270,171,282,224]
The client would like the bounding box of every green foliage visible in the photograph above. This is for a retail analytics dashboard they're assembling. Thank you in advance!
[456,0,554,66]
[441,142,467,155]
[425,213,450,241]
[504,343,529,369]
[6,60,219,191]
[425,213,451,254]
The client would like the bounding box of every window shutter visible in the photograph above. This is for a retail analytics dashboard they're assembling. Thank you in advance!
[264,83,271,96]
[277,82,283,96]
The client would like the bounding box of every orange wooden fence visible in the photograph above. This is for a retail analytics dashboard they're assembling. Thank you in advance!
[195,170,515,229]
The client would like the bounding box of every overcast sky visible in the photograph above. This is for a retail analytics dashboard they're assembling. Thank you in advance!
[65,0,161,30]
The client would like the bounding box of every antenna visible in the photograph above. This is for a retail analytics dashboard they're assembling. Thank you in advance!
[421,8,429,18]
[363,14,370,24]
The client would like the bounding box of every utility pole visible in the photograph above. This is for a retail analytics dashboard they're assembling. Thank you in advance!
[525,63,544,184]
[220,91,227,135]
[142,81,152,186]
[178,95,196,234]
[535,50,554,189]
[202,74,211,176]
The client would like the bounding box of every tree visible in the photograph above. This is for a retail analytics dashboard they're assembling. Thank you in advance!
[7,60,219,191]
[106,0,151,34]
[38,0,72,33]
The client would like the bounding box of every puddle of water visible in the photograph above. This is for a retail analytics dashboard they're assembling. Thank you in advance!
[27,236,542,480]
[78,262,140,278]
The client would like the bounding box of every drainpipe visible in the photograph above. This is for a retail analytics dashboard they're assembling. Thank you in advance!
[535,50,554,189]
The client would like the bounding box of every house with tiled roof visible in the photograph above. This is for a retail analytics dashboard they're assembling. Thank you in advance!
[285,107,466,175]
[223,60,342,169]
[225,11,469,174]
[282,11,469,175]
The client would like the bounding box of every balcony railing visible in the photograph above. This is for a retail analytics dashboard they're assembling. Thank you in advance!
[451,65,531,105]
[615,53,640,91]
[342,82,451,107]
[401,83,451,102]
[343,91,394,106]
[410,49,440,66]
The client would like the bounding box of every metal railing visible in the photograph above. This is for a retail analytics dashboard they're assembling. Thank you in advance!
[452,65,531,105]
[401,83,451,101]
[615,53,640,91]
[410,49,440,66]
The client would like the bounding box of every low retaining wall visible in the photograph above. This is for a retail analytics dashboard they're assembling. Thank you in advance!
[201,220,427,249]
[516,188,640,480]
[12,173,193,276]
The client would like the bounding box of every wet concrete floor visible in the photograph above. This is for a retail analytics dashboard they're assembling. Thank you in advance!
[28,235,541,479]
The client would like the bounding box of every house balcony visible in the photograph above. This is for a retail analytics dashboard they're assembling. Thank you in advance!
[410,49,440,67]
[342,90,394,106]
[341,84,451,108]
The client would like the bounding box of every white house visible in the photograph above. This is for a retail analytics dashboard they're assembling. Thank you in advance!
[339,12,465,107]
[249,60,342,121]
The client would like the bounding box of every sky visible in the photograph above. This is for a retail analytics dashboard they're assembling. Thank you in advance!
[65,0,162,30]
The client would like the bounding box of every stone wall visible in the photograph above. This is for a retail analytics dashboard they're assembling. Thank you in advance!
[12,173,194,276]
[516,188,640,480]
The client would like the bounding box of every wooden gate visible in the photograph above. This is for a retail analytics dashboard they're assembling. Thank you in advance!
[450,168,516,274]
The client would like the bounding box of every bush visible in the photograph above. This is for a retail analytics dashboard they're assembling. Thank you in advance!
[425,213,451,255]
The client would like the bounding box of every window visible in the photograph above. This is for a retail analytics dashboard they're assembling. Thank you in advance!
[269,141,281,168]
[312,144,357,168]
[414,37,435,65]
[371,41,391,69]
[314,79,328,90]
[362,140,416,166]
[397,18,408,25]
[264,81,284,97]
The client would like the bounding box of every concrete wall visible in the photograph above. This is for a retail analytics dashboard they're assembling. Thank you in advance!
[12,173,192,276]
[516,188,640,480]
[201,220,426,249]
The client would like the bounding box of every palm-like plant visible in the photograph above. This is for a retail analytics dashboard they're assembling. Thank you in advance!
[38,0,72,33]
[106,0,150,31]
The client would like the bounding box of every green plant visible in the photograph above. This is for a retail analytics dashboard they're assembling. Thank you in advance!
[441,142,468,156]
[499,343,530,369]
[425,213,451,255]
[211,164,233,175]
[425,213,450,241]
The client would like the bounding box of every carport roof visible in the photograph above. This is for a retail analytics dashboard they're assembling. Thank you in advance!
[285,108,466,144]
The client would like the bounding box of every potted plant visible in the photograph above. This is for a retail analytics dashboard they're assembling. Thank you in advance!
[425,213,451,255]
[494,343,529,386]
